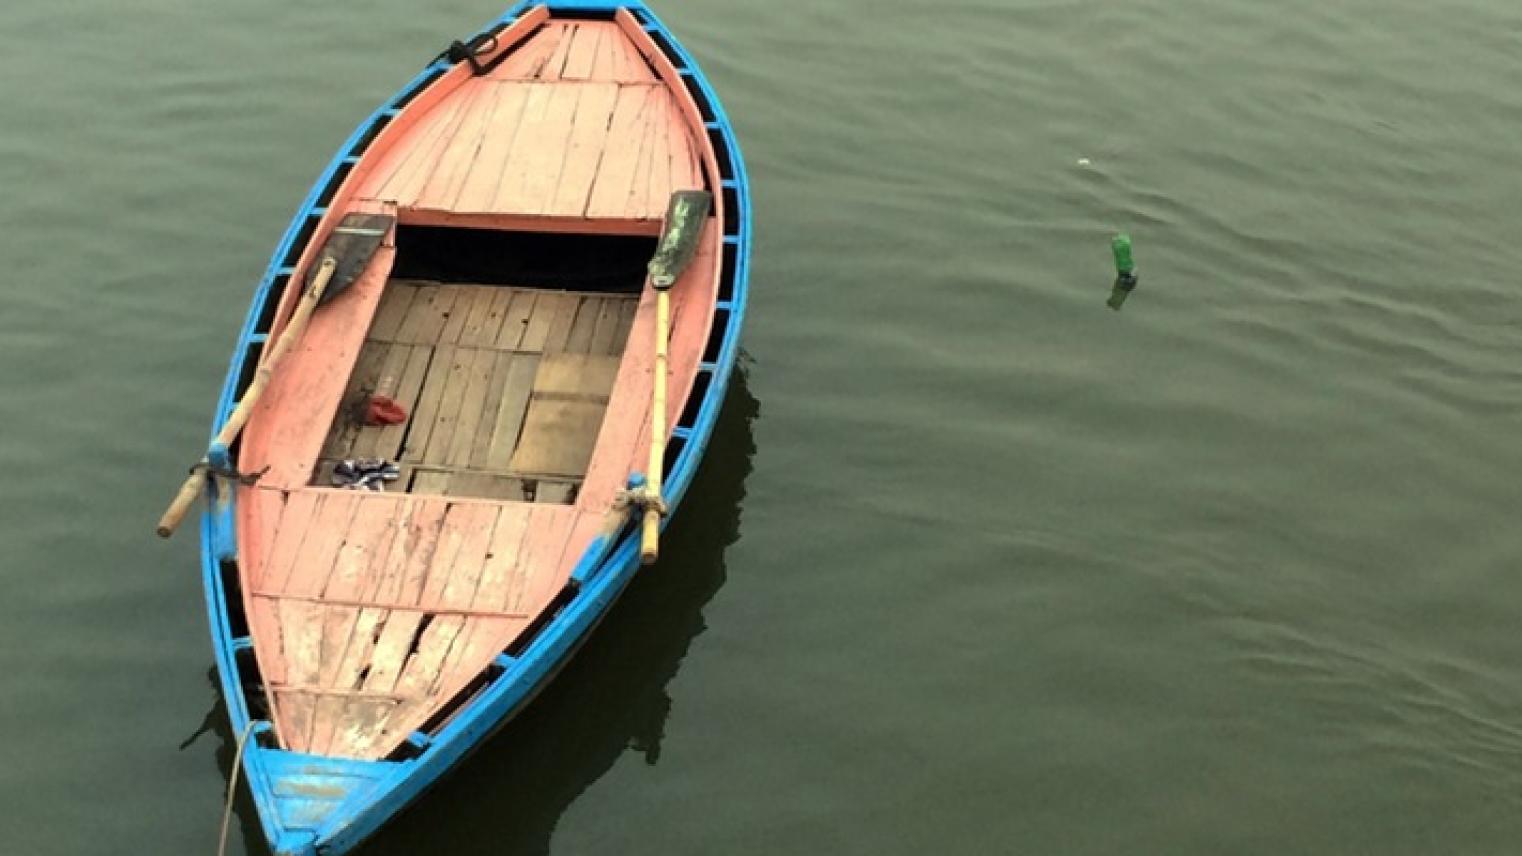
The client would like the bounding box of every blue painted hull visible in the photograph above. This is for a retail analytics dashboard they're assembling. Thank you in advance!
[196,4,750,853]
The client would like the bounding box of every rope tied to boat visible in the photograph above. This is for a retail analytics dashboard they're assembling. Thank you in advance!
[216,720,257,856]
[441,32,499,76]
[612,486,667,518]
[191,461,268,487]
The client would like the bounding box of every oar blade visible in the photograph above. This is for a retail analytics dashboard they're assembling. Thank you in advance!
[647,191,712,290]
[315,213,395,304]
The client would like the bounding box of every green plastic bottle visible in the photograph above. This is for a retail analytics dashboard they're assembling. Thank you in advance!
[1107,233,1138,310]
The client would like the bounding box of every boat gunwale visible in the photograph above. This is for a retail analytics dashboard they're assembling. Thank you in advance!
[198,3,752,855]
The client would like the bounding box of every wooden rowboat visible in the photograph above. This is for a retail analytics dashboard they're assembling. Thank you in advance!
[189,4,749,854]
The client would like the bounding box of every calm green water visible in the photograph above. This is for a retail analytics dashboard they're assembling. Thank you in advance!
[2,0,1520,853]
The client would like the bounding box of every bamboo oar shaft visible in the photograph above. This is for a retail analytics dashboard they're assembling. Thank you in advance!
[640,289,671,565]
[156,258,337,538]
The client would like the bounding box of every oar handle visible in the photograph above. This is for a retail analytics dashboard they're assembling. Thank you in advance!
[640,289,671,565]
[155,257,338,539]
[157,467,208,538]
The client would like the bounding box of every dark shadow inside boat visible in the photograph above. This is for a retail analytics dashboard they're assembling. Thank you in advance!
[393,224,658,294]
[197,362,758,856]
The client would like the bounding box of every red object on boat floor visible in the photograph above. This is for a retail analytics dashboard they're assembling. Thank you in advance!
[365,395,407,425]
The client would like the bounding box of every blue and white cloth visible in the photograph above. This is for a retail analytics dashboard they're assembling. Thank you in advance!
[331,459,401,491]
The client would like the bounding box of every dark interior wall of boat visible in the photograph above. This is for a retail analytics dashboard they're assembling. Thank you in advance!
[392,226,657,293]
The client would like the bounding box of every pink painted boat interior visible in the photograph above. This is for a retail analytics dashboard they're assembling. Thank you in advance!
[231,6,723,760]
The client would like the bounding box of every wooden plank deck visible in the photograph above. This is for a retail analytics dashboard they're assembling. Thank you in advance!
[243,492,581,758]
[316,281,636,502]
[355,21,703,227]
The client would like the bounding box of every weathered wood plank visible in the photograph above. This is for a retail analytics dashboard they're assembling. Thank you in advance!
[427,504,535,714]
[490,24,563,80]
[393,284,457,344]
[364,343,433,460]
[509,354,621,478]
[548,83,621,218]
[468,351,512,470]
[494,289,538,350]
[539,23,580,81]
[469,287,515,348]
[444,347,499,468]
[484,354,541,470]
[401,343,456,460]
[273,492,362,748]
[560,22,603,81]
[540,293,581,354]
[360,502,460,695]
[506,84,582,215]
[259,490,323,592]
[609,297,639,355]
[563,296,600,354]
[622,96,660,220]
[321,342,405,463]
[420,346,476,465]
[411,470,451,496]
[519,291,566,352]
[306,497,403,750]
[536,481,578,504]
[586,84,653,218]
[367,282,419,342]
[373,98,468,203]
[589,296,627,355]
[382,91,480,205]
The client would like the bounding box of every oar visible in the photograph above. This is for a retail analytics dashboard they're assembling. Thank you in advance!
[640,190,712,565]
[156,213,395,538]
